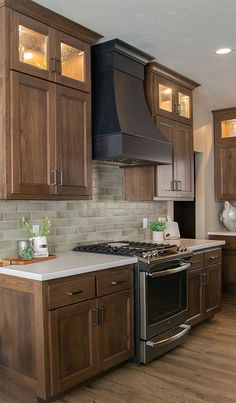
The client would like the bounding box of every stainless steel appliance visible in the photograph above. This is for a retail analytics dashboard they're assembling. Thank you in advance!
[74,241,192,364]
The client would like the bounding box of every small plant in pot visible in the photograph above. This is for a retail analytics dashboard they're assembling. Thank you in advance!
[18,217,51,258]
[149,220,167,242]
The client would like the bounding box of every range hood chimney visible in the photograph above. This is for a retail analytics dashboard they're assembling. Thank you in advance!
[91,39,172,166]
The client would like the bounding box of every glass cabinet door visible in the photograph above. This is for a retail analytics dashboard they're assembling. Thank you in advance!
[159,84,173,113]
[12,12,51,80]
[18,25,48,71]
[221,119,236,139]
[60,42,85,82]
[56,32,90,92]
[178,92,190,119]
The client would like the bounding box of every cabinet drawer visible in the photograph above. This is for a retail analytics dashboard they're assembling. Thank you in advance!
[189,253,204,270]
[204,248,222,266]
[96,266,133,297]
[48,276,95,310]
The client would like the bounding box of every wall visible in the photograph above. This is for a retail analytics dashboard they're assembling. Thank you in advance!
[0,162,171,257]
[193,87,224,238]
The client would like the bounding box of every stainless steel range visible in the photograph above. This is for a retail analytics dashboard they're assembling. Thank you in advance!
[74,241,192,364]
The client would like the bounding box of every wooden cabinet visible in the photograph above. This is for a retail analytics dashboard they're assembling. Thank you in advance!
[124,62,199,201]
[187,248,222,326]
[11,11,90,92]
[209,234,236,294]
[154,116,194,199]
[0,0,101,199]
[150,72,193,125]
[213,107,236,200]
[0,265,134,400]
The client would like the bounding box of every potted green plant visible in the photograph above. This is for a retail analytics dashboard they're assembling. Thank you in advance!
[149,220,167,242]
[18,217,51,258]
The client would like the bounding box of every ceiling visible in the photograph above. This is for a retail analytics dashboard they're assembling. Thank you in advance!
[35,0,236,110]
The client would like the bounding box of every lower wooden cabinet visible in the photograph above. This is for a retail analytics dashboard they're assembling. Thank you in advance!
[49,299,98,395]
[0,265,134,401]
[209,234,236,294]
[187,248,222,326]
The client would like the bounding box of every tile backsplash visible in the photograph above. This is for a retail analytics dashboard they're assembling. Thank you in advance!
[0,162,171,257]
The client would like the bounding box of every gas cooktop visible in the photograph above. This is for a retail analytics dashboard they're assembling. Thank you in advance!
[73,241,191,263]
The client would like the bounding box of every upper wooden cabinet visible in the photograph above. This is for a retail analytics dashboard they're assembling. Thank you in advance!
[145,63,199,126]
[11,11,90,92]
[154,116,194,200]
[213,107,236,201]
[124,63,199,202]
[0,0,101,199]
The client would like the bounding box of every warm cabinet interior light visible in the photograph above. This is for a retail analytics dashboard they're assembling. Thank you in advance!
[163,88,172,94]
[215,48,233,55]
[23,52,33,60]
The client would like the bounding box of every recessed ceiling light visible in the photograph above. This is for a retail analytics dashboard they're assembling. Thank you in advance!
[215,48,233,55]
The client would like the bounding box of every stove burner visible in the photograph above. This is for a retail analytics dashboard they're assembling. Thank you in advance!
[72,240,189,263]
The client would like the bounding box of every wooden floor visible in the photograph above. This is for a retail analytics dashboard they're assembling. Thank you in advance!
[1,295,236,403]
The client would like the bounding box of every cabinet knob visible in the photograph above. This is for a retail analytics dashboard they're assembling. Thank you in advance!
[51,169,57,186]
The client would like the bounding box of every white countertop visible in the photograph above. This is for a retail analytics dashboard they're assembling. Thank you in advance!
[0,251,137,281]
[0,238,225,281]
[208,231,236,236]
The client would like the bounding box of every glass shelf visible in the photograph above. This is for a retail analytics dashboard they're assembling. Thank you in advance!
[159,84,172,112]
[178,92,190,118]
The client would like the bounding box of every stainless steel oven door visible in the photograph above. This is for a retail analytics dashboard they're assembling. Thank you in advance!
[140,261,190,340]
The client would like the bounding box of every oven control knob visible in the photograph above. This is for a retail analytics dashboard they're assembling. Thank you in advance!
[142,252,148,258]
[152,250,158,256]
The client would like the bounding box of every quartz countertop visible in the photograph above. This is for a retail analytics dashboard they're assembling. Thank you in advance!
[0,251,137,281]
[0,238,225,281]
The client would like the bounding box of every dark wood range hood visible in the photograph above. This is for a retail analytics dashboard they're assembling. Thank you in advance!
[91,39,172,166]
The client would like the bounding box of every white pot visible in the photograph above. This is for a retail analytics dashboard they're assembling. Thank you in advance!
[152,231,164,242]
[29,236,49,258]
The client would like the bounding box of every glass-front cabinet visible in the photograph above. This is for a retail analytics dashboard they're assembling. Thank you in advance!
[12,12,90,91]
[153,75,193,124]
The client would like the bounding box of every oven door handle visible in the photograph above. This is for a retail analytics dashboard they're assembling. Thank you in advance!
[147,262,191,278]
[146,324,191,348]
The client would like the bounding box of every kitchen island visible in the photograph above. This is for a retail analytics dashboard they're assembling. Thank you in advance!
[0,238,225,402]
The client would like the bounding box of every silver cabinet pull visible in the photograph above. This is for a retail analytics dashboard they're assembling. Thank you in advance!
[58,170,63,186]
[51,57,57,73]
[148,262,190,278]
[111,280,126,286]
[146,324,191,348]
[170,180,177,191]
[66,290,83,296]
[177,180,182,191]
[51,169,57,186]
[209,255,218,260]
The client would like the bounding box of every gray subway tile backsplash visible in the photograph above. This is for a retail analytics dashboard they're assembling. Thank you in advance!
[0,162,169,257]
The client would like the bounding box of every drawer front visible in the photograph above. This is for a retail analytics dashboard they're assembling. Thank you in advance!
[96,266,133,297]
[204,248,222,266]
[189,252,204,270]
[48,276,95,310]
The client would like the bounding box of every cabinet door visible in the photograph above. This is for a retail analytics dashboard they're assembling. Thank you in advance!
[155,116,176,198]
[54,31,90,92]
[153,75,176,119]
[55,85,92,198]
[187,268,205,326]
[205,263,222,319]
[215,146,236,200]
[98,289,134,372]
[174,122,194,199]
[11,12,52,80]
[10,72,56,198]
[176,86,193,125]
[49,300,98,395]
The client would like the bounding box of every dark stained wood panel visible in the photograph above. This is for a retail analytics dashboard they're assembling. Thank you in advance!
[205,263,221,318]
[124,166,155,201]
[215,146,236,200]
[98,289,134,372]
[0,288,36,379]
[10,71,55,197]
[174,122,193,198]
[55,85,91,197]
[187,267,204,326]
[49,299,98,395]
